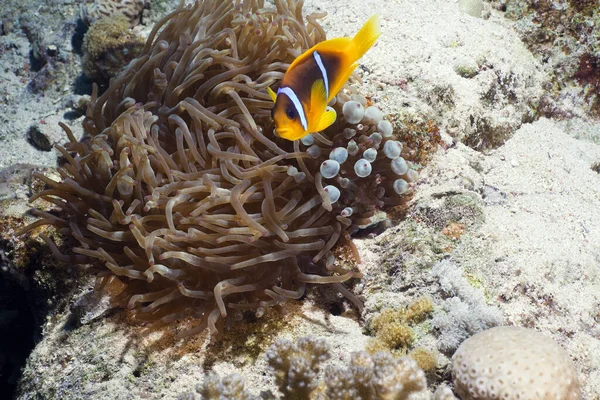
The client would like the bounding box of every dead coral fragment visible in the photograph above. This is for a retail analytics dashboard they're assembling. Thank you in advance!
[19,0,418,336]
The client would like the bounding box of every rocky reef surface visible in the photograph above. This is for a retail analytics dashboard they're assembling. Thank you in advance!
[1,0,599,398]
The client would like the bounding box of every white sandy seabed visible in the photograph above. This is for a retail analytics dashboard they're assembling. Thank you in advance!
[306,0,600,397]
[6,0,600,398]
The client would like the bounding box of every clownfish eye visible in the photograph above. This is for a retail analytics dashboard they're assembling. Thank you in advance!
[285,106,296,120]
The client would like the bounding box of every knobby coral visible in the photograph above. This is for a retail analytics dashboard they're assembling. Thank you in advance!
[19,0,416,336]
[82,0,148,28]
[453,326,581,400]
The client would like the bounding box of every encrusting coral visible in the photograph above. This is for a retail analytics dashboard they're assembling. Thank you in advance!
[18,0,418,336]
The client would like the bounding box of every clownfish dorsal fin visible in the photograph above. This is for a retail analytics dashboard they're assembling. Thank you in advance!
[267,87,277,102]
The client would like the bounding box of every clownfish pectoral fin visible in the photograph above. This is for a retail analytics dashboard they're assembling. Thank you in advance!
[309,79,333,132]
[267,87,277,102]
[310,79,328,109]
[314,106,337,132]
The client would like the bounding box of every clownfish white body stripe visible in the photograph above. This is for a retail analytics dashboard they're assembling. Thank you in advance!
[268,15,381,141]
[277,86,308,131]
[313,51,330,100]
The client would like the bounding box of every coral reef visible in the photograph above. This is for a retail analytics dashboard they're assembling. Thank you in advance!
[0,225,34,397]
[458,0,486,18]
[392,117,441,166]
[414,192,484,231]
[453,326,581,399]
[0,184,86,398]
[4,0,600,397]
[18,0,417,336]
[0,0,83,96]
[82,15,145,84]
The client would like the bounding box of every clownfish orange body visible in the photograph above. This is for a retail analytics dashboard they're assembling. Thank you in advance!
[268,15,381,141]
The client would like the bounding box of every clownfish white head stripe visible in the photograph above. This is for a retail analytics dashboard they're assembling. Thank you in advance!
[277,86,308,131]
[267,15,381,141]
[312,51,329,99]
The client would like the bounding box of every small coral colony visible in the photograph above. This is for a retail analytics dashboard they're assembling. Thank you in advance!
[19,0,418,335]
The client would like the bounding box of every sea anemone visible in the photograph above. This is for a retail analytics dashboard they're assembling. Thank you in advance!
[19,0,417,336]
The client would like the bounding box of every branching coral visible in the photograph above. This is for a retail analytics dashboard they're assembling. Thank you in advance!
[18,0,417,335]
[190,372,258,400]
[265,336,331,399]
[264,336,426,400]
[182,336,427,399]
[323,351,426,400]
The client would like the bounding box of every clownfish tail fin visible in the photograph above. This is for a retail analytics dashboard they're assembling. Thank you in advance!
[352,14,381,61]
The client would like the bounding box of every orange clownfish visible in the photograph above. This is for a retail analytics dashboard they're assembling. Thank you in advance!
[268,15,381,141]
